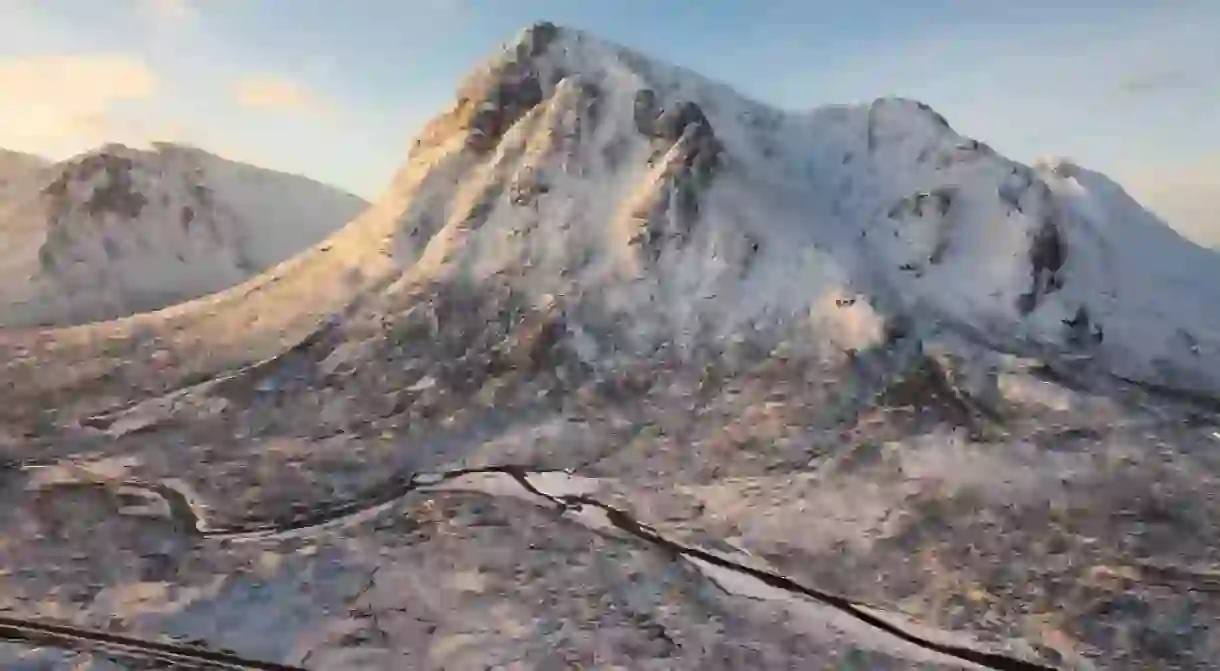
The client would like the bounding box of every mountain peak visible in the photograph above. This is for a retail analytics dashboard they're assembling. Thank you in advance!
[372,24,1220,393]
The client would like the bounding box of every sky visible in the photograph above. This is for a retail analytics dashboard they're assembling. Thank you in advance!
[2,0,1217,244]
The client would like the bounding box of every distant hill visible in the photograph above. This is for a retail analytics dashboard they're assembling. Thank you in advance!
[0,142,367,326]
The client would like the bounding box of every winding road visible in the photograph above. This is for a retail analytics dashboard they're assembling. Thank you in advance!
[8,458,1062,670]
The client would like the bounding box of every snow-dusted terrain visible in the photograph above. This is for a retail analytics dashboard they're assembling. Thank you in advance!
[0,142,367,327]
[0,149,49,191]
[380,27,1220,396]
[2,22,1219,670]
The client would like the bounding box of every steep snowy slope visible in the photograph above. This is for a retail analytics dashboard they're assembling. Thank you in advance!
[0,142,367,327]
[353,22,1220,393]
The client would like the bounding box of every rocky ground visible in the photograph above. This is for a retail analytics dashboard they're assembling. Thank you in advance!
[1,279,1218,670]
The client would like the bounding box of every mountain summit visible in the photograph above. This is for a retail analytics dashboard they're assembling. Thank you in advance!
[353,22,1220,394]
[0,142,367,327]
[6,21,1220,395]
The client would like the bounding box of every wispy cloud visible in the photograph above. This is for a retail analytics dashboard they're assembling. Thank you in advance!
[1118,69,1202,95]
[0,54,159,154]
[233,75,330,116]
[137,0,199,24]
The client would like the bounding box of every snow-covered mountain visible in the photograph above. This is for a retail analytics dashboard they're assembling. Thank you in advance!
[0,149,49,193]
[330,22,1220,394]
[6,24,1220,671]
[0,142,367,327]
[8,21,1220,396]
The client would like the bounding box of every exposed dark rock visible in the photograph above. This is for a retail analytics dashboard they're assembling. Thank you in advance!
[1048,159,1080,179]
[1018,214,1067,315]
[457,182,504,231]
[1015,292,1037,316]
[466,70,545,153]
[913,100,952,130]
[191,183,214,210]
[889,188,954,221]
[1031,217,1065,276]
[511,312,568,373]
[660,104,722,188]
[883,313,914,345]
[633,89,659,136]
[39,152,149,220]
[453,24,566,154]
[511,73,545,111]
[548,66,569,87]
[876,354,984,432]
[628,101,724,264]
[42,172,69,199]
[516,21,560,59]
[570,80,603,139]
[653,101,713,143]
[866,102,879,152]
[1063,305,1089,329]
[1064,305,1104,348]
[673,173,701,223]
[37,246,56,273]
[85,177,147,218]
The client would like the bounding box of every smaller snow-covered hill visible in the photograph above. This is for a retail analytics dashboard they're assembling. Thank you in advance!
[0,142,367,327]
[0,150,49,193]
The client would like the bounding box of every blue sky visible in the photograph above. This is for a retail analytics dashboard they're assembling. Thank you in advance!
[3,0,1217,242]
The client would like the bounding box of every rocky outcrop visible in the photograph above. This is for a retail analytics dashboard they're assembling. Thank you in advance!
[632,89,659,135]
[1017,213,1066,315]
[439,23,563,154]
[623,98,725,263]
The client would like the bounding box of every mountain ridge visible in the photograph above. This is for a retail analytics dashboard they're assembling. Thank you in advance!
[0,141,368,327]
[4,21,1220,417]
[364,22,1220,394]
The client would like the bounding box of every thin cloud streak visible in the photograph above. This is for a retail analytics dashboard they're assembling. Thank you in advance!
[233,75,331,116]
[0,54,159,155]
